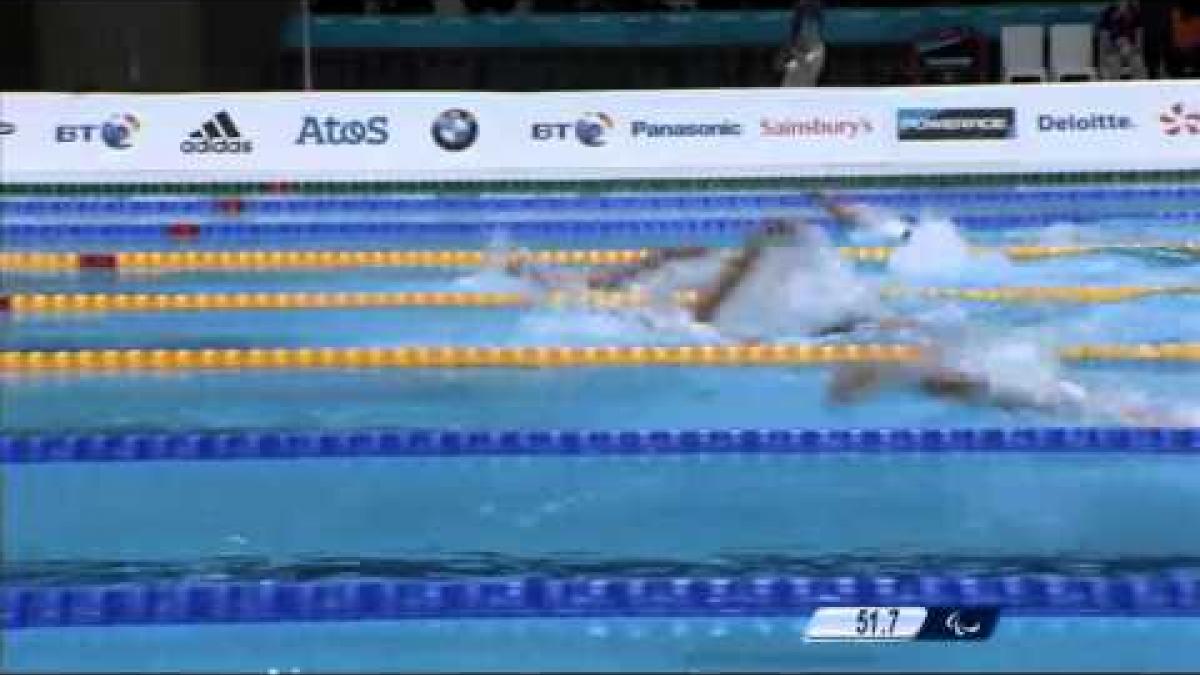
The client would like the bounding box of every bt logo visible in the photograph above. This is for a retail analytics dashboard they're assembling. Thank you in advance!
[55,114,140,149]
[295,115,389,145]
[532,113,614,147]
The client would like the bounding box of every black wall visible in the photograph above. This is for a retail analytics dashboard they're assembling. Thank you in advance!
[2,0,292,92]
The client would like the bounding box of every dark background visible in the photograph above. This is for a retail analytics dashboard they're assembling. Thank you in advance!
[0,0,1158,91]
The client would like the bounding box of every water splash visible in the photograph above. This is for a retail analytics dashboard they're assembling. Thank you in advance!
[888,211,1013,284]
[514,305,719,346]
[708,227,884,341]
[839,204,914,245]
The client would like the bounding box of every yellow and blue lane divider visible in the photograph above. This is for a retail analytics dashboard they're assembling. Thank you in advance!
[5,571,1200,630]
[0,343,1198,373]
[2,243,1197,272]
[2,284,1199,315]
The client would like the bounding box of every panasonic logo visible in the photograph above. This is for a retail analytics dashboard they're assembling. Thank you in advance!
[630,121,743,138]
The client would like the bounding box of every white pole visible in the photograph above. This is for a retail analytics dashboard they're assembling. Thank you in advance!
[301,0,314,90]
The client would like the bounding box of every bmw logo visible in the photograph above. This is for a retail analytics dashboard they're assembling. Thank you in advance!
[432,109,478,151]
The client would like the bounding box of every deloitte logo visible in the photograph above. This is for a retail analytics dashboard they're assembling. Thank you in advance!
[431,109,478,151]
[181,111,253,154]
[295,116,388,145]
[1038,113,1134,132]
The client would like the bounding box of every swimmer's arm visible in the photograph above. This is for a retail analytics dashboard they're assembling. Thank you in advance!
[588,246,711,289]
[692,246,763,324]
[827,364,888,404]
[812,190,866,228]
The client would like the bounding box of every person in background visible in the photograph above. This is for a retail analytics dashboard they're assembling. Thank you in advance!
[464,0,519,13]
[1169,0,1200,75]
[1098,0,1148,79]
[1140,0,1176,77]
[780,0,826,86]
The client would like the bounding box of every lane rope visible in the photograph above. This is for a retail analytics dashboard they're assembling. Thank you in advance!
[2,243,1197,272]
[4,284,1199,314]
[0,343,1198,373]
[6,572,1200,629]
[2,428,1195,464]
[5,186,1200,214]
[5,212,1200,241]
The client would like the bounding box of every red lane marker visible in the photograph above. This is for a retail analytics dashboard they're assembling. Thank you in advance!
[167,221,201,240]
[215,197,244,216]
[266,180,292,194]
[78,253,118,269]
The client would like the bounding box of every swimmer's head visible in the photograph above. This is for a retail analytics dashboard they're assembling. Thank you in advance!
[758,218,804,244]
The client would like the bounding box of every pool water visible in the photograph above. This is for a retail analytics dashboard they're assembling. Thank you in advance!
[3,186,1200,672]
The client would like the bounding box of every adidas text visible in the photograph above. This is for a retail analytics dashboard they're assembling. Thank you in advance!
[180,139,254,154]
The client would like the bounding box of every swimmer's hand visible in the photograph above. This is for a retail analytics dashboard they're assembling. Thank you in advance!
[827,364,887,405]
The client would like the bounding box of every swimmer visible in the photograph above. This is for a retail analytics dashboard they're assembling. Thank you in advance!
[813,190,915,243]
[827,352,1195,427]
[502,246,711,293]
[685,217,918,339]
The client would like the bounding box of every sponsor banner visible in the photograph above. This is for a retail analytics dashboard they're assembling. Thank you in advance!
[0,82,1197,183]
[897,107,1016,141]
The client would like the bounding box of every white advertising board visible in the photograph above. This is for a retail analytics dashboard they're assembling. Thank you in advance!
[0,81,1197,183]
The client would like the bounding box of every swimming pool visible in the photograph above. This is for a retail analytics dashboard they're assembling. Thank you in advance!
[3,182,1200,672]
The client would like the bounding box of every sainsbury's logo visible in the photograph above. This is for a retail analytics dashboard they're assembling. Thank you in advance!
[761,116,874,139]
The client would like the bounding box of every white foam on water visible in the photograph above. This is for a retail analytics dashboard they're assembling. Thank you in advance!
[707,226,885,341]
[841,204,913,245]
[887,211,1015,284]
[514,305,717,345]
[450,267,538,294]
[947,333,1068,406]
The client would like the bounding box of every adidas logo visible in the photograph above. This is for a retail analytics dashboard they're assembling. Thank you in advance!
[180,111,253,154]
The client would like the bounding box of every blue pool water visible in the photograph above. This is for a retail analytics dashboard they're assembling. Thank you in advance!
[3,186,1200,671]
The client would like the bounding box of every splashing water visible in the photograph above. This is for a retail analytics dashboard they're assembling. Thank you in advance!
[947,333,1067,405]
[707,226,884,341]
[514,306,717,345]
[888,212,1014,284]
[839,204,914,245]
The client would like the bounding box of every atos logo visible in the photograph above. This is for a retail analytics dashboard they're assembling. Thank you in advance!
[295,115,389,145]
[55,113,141,149]
[532,113,614,147]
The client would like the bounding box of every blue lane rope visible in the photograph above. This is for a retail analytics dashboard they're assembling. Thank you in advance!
[6,572,1200,629]
[3,211,1200,243]
[2,428,1197,464]
[4,187,1200,215]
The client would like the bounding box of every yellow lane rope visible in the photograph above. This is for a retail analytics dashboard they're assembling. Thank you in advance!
[0,343,1197,373]
[880,284,1200,304]
[1,243,1197,272]
[6,284,1200,314]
